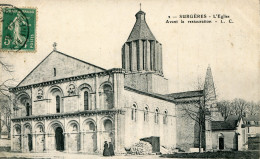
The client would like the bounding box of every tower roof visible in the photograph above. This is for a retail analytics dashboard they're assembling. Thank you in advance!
[204,65,215,90]
[127,10,156,42]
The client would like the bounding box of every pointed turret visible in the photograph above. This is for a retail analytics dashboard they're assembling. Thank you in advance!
[122,9,163,75]
[127,10,156,42]
[204,65,223,121]
[204,65,216,101]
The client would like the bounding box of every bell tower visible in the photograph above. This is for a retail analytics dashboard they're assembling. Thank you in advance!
[122,10,163,75]
[122,9,168,94]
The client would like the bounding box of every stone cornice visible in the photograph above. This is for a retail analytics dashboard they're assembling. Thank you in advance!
[124,86,175,103]
[9,68,125,93]
[11,109,125,122]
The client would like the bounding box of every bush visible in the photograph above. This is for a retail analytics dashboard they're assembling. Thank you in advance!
[161,151,260,159]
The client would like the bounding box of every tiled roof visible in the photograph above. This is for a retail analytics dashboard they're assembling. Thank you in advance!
[211,121,236,130]
[243,115,260,121]
[212,115,241,131]
[166,90,204,99]
[127,10,156,42]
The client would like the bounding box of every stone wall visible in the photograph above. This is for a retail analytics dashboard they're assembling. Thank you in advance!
[18,51,105,87]
[212,131,237,150]
[13,71,125,118]
[175,100,202,152]
[122,89,176,148]
[124,73,168,94]
[11,113,121,153]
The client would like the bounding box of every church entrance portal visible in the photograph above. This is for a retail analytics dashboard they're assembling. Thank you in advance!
[55,127,64,151]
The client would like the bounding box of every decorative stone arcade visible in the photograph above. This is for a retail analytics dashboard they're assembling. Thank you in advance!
[11,109,125,154]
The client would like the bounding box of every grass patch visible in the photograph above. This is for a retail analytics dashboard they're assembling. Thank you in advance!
[161,151,259,159]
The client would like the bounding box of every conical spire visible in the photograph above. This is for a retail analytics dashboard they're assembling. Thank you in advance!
[204,65,216,108]
[204,65,224,121]
[204,65,214,90]
[127,10,156,42]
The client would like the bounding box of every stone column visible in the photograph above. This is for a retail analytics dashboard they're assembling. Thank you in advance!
[45,133,48,152]
[31,133,36,152]
[64,132,68,153]
[114,114,118,153]
[138,40,143,71]
[79,131,84,152]
[150,40,154,70]
[91,93,95,110]
[95,75,99,110]
[122,44,125,70]
[43,133,47,152]
[96,116,102,153]
[143,40,147,71]
[21,135,24,152]
[146,40,151,71]
[130,41,137,72]
[21,123,24,152]
[159,44,163,72]
[43,118,47,152]
[113,73,117,109]
[154,42,158,71]
[124,43,130,72]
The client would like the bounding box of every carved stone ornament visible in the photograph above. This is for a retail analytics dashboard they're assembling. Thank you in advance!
[37,88,43,100]
[67,84,76,96]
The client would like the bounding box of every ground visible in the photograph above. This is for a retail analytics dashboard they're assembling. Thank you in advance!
[0,152,162,159]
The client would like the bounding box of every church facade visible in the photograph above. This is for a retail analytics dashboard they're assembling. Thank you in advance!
[9,9,247,154]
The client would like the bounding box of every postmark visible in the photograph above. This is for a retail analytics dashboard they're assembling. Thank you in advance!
[0,4,36,52]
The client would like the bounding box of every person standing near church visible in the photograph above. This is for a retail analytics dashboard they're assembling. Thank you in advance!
[103,141,110,156]
[109,142,115,156]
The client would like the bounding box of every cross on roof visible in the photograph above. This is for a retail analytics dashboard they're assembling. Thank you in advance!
[53,42,57,51]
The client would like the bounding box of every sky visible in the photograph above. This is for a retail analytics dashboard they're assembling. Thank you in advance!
[0,0,259,102]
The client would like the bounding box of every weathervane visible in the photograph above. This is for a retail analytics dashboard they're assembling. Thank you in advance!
[140,3,142,11]
[53,42,57,51]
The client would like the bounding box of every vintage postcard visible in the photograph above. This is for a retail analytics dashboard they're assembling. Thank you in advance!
[0,0,259,159]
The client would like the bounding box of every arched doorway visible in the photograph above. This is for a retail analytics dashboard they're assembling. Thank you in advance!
[55,127,64,151]
[218,133,224,150]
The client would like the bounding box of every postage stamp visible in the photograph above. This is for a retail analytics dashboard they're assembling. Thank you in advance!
[0,4,36,52]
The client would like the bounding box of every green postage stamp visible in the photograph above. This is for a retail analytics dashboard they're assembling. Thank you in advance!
[0,5,36,52]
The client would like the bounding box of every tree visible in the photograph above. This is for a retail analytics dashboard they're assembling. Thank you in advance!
[216,100,233,120]
[246,101,260,116]
[178,66,217,152]
[231,98,248,116]
[216,99,260,120]
[0,56,14,139]
[178,98,206,152]
[0,95,12,138]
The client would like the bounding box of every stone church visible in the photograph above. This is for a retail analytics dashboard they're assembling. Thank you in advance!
[9,9,247,154]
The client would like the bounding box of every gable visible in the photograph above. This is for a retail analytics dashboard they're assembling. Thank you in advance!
[17,51,105,87]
